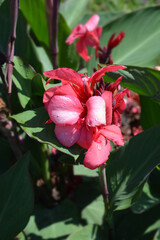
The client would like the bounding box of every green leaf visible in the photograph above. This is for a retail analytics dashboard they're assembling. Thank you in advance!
[116,205,160,240]
[59,0,88,29]
[140,96,160,130]
[106,125,160,211]
[11,107,81,160]
[74,165,98,177]
[131,182,160,213]
[13,57,36,108]
[66,224,109,240]
[58,14,79,70]
[153,229,160,240]
[0,152,34,239]
[24,199,80,239]
[19,0,49,47]
[87,6,160,74]
[0,136,12,175]
[101,65,160,102]
[81,195,105,225]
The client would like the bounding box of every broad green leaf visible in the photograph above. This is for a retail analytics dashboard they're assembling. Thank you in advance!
[24,199,80,239]
[81,195,105,225]
[131,182,160,213]
[153,229,160,240]
[116,205,160,240]
[0,0,44,73]
[101,65,160,103]
[140,96,160,130]
[0,152,34,239]
[11,107,81,159]
[0,136,12,175]
[106,125,160,211]
[74,165,98,177]
[58,14,79,70]
[59,0,88,29]
[13,57,36,108]
[87,6,160,74]
[66,224,109,240]
[19,0,49,47]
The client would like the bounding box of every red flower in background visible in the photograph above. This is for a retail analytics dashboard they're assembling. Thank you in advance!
[66,14,102,62]
[43,66,129,169]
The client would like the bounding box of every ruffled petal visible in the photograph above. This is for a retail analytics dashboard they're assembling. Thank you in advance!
[86,96,106,127]
[76,38,92,63]
[83,136,111,169]
[106,76,123,93]
[43,68,83,88]
[77,125,93,149]
[112,110,121,127]
[48,95,84,125]
[43,86,59,110]
[66,24,86,44]
[55,123,81,147]
[54,83,77,97]
[100,125,124,146]
[89,65,127,91]
[84,14,100,32]
[101,91,112,125]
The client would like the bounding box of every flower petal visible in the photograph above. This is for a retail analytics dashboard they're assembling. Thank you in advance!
[101,91,112,125]
[66,24,86,44]
[86,96,106,127]
[43,68,83,88]
[77,125,93,149]
[55,123,81,147]
[43,86,59,110]
[100,125,124,146]
[83,136,111,169]
[76,38,92,63]
[89,65,127,91]
[48,95,84,125]
[84,14,100,32]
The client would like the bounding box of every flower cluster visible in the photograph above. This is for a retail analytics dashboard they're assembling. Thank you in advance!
[66,14,125,64]
[43,66,129,169]
[66,14,102,62]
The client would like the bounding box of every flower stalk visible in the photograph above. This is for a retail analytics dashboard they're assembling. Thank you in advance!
[99,164,115,238]
[46,0,60,69]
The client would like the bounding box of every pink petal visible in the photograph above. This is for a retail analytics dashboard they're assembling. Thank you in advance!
[55,123,81,147]
[101,91,112,125]
[54,83,77,97]
[83,136,111,169]
[43,68,83,88]
[86,96,106,127]
[76,38,92,63]
[66,24,86,44]
[43,86,59,110]
[89,65,127,91]
[114,88,130,113]
[106,76,123,93]
[112,110,121,127]
[100,125,124,146]
[48,95,84,125]
[77,125,93,149]
[84,14,100,32]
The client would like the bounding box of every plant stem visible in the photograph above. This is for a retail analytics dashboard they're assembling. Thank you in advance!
[46,0,60,69]
[6,0,19,96]
[99,163,115,238]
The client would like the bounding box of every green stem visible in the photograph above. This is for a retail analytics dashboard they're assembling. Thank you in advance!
[99,163,115,238]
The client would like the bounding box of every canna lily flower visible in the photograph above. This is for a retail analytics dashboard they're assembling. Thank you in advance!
[43,66,129,169]
[99,31,125,64]
[66,14,102,62]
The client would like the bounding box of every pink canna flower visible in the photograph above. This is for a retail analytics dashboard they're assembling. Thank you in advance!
[66,14,102,62]
[43,66,129,169]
